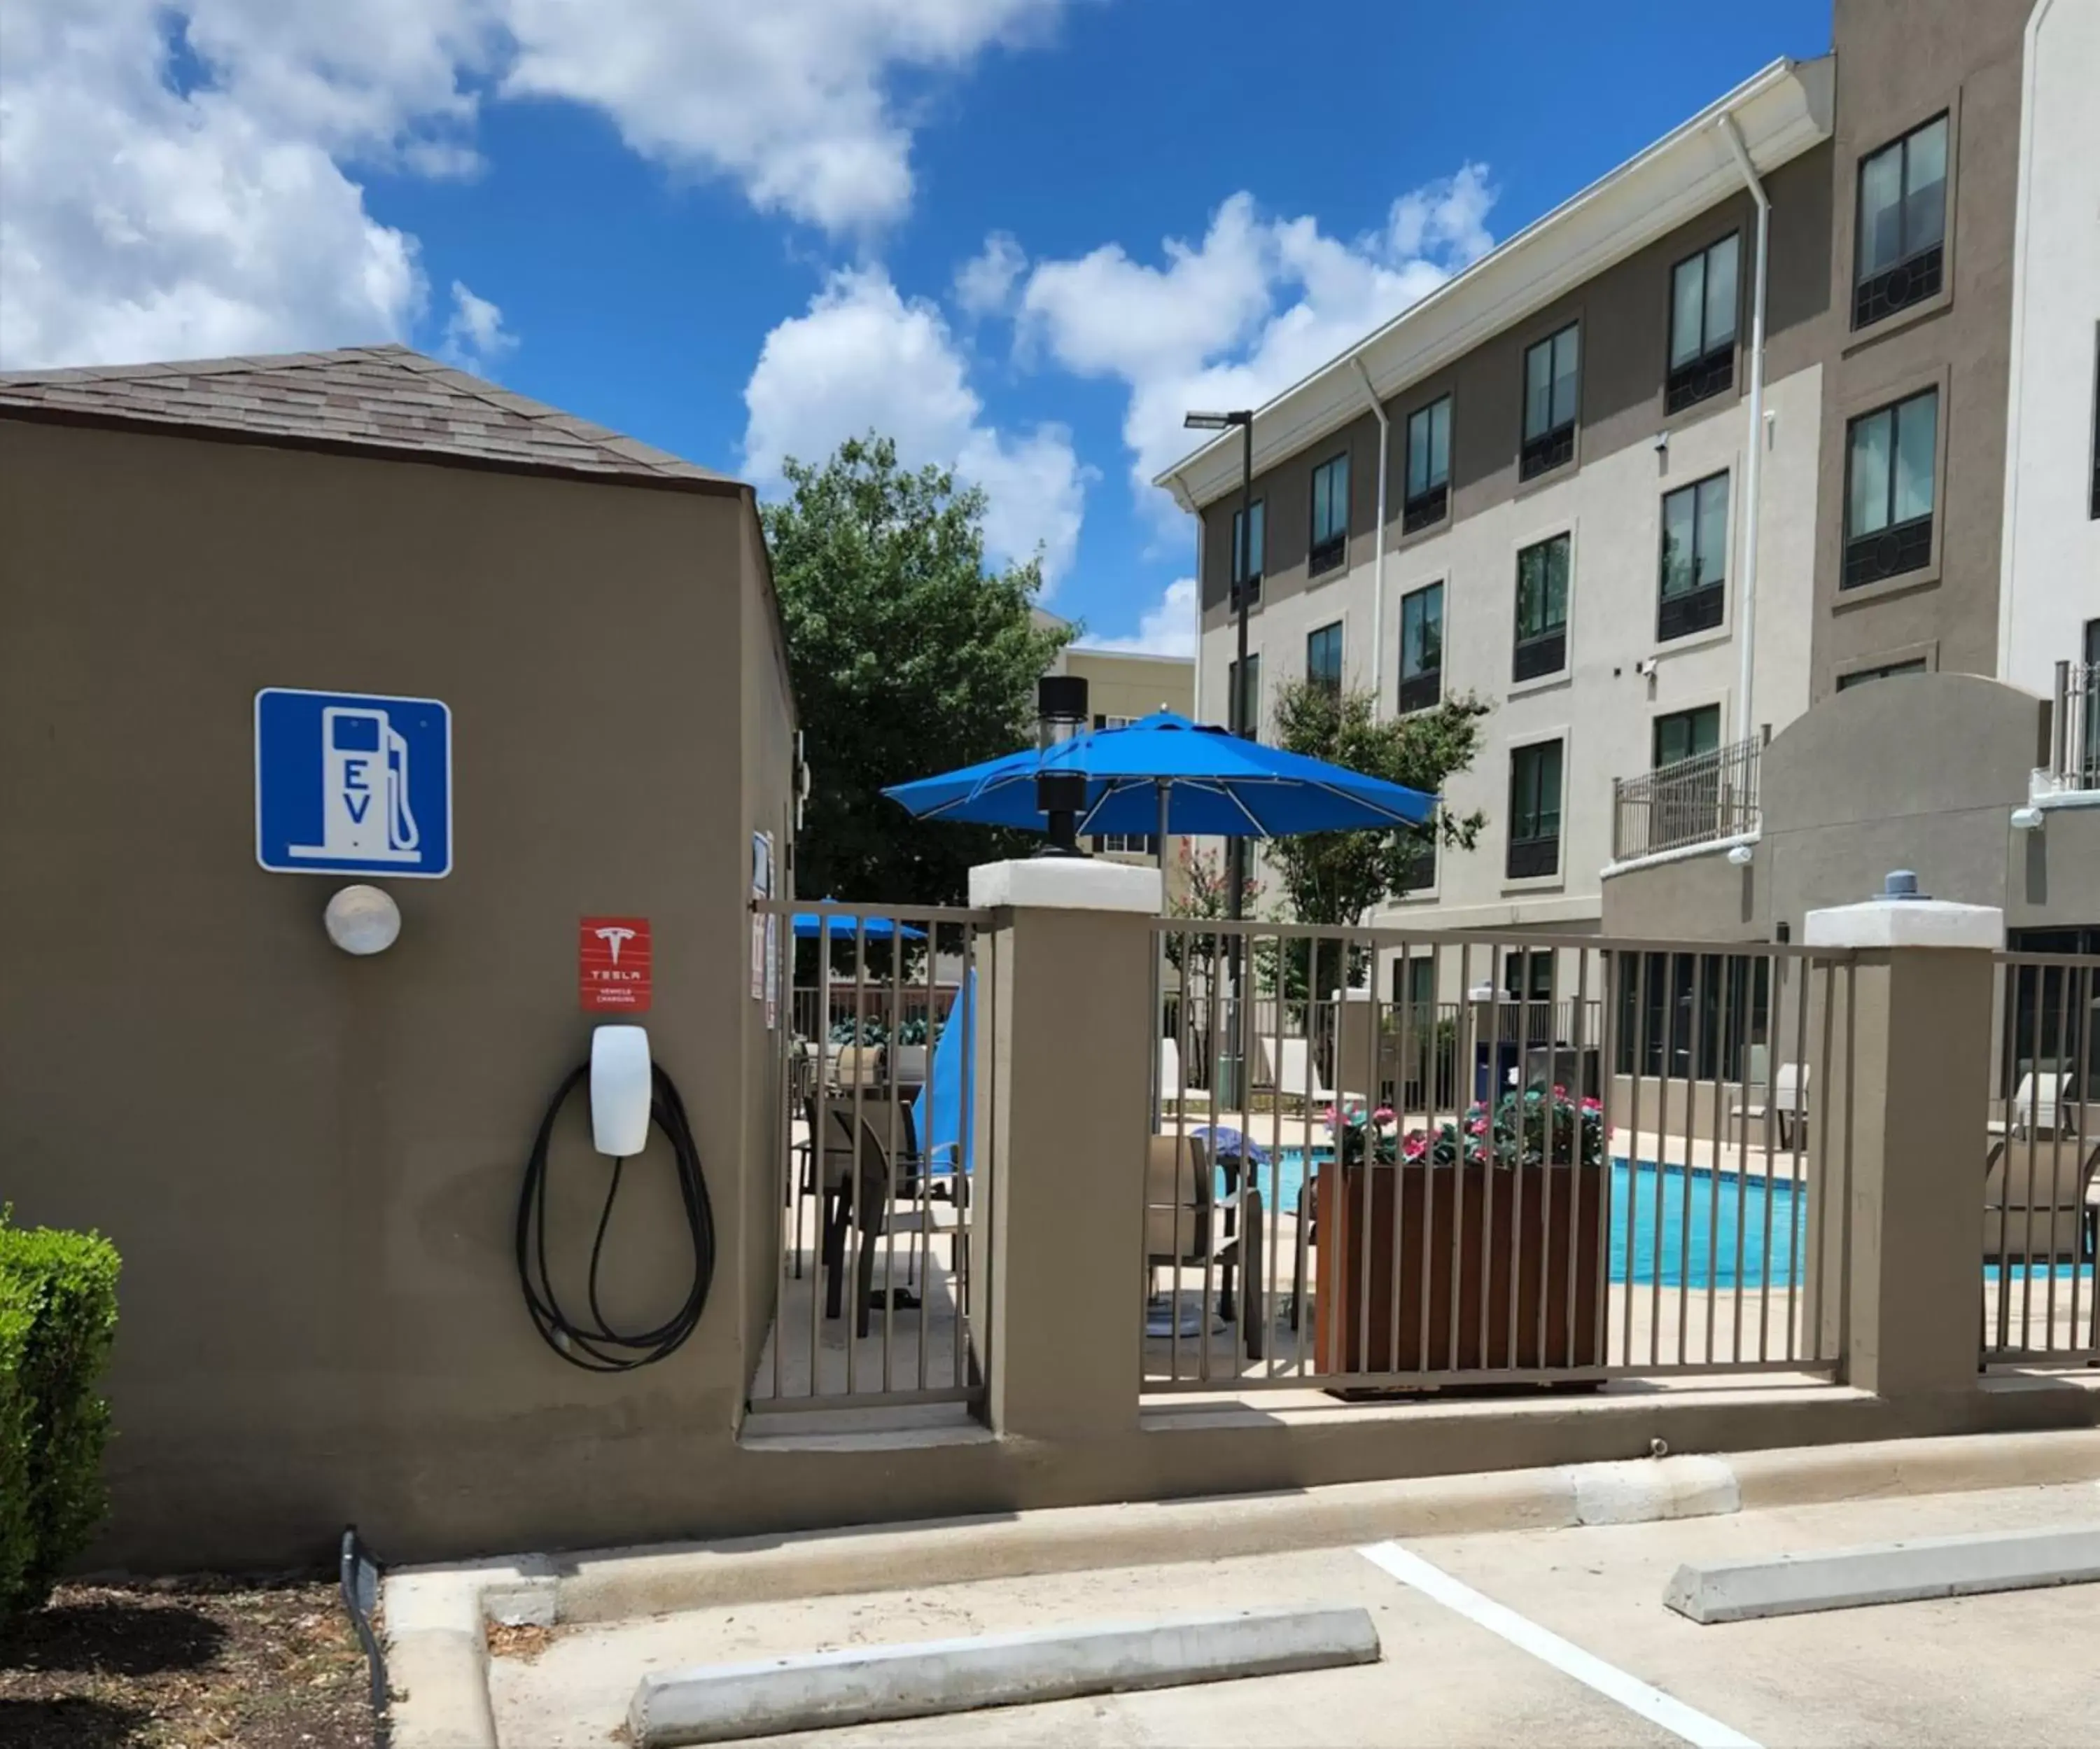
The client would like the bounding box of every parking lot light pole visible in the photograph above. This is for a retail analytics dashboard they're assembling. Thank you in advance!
[1185,408,1256,1108]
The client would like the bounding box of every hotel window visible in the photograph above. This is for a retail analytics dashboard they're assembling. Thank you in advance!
[1520,323,1579,479]
[1653,704,1721,768]
[1507,739,1564,879]
[1513,532,1570,682]
[1399,582,1443,713]
[1088,715,1156,854]
[1658,473,1729,640]
[1404,396,1452,532]
[1399,828,1438,896]
[1309,452,1350,575]
[1231,499,1266,601]
[1844,388,1938,587]
[1306,620,1344,697]
[1228,653,1261,735]
[1854,113,1947,328]
[1835,658,1928,692]
[1667,233,1739,412]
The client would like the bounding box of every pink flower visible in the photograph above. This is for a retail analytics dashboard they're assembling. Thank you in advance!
[1372,1106,1396,1126]
[1402,1131,1429,1160]
[1552,1085,1568,1099]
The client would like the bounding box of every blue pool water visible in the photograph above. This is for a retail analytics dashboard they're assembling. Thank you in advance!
[1233,1148,2094,1289]
[1240,1148,1810,1290]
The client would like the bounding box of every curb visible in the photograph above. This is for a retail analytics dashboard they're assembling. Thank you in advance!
[384,1427,2099,1744]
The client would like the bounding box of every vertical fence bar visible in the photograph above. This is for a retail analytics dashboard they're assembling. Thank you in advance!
[844,921,867,1397]
[1450,942,1473,1374]
[1623,952,1644,1367]
[810,935,831,1397]
[1675,956,1702,1365]
[771,907,791,1402]
[1788,956,1813,1363]
[1564,950,1588,1369]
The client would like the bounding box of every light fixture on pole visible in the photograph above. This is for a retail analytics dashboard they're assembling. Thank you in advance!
[1034,674,1090,856]
[1184,407,1256,1107]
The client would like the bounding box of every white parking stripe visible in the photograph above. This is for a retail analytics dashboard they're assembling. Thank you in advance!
[1358,1541,1763,1749]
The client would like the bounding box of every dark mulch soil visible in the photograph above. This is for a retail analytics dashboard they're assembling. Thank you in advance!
[0,1576,374,1749]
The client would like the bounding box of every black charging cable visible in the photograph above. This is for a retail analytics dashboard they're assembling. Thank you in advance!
[516,1061,714,1371]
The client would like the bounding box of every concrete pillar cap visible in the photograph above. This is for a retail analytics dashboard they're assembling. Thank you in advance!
[1802,896,2002,949]
[969,858,1161,914]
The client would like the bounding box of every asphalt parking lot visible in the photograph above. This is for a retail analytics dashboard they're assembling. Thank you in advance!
[491,1479,2100,1748]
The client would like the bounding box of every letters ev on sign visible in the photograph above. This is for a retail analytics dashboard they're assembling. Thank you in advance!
[255,688,453,877]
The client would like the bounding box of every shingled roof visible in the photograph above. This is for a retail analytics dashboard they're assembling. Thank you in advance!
[0,342,738,491]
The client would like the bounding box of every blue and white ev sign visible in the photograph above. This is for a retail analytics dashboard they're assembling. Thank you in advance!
[255,688,453,878]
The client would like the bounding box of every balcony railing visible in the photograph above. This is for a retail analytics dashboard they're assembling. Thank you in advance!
[2047,659,2099,793]
[1611,732,1763,863]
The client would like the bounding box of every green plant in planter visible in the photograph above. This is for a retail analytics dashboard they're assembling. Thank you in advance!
[1324,1101,1400,1166]
[1403,1086,1608,1169]
[893,1016,930,1047]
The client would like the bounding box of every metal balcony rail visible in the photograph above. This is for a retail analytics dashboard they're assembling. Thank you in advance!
[1145,921,1854,1395]
[2047,660,2099,793]
[1982,950,2099,1367]
[1612,733,1763,863]
[752,898,995,1413]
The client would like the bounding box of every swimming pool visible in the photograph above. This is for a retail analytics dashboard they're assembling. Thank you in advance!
[1231,1147,1809,1290]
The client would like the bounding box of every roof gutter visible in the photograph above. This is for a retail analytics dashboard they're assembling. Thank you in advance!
[1717,110,1770,748]
[1350,357,1391,718]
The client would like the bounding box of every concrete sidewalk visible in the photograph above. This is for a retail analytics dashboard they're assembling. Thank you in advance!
[488,1477,2100,1748]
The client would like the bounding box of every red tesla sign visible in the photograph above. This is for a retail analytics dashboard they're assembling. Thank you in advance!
[579,917,652,1012]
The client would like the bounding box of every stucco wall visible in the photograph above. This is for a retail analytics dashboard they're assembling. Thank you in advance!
[0,416,792,1568]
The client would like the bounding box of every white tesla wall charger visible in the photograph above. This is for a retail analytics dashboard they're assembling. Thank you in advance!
[590,1024,652,1157]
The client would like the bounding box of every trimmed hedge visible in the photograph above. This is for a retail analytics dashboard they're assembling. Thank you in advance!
[0,1208,121,1626]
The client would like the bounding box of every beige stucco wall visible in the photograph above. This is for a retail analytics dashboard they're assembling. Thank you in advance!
[0,415,794,1568]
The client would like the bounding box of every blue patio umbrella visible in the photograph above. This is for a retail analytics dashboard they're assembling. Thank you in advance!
[881,711,1436,842]
[911,966,975,1177]
[791,905,925,941]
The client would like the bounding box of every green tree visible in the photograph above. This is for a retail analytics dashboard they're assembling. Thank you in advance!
[1261,681,1490,1007]
[763,435,1071,903]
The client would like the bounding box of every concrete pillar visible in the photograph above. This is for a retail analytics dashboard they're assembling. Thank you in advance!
[967,858,1161,1442]
[1805,884,2002,1400]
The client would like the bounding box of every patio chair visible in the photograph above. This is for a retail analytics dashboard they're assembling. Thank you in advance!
[1268,1037,1335,1111]
[887,1042,930,1094]
[2007,1071,2073,1138]
[1982,1131,2100,1264]
[814,1097,954,1338]
[832,1043,884,1090]
[1160,1036,1210,1113]
[1731,1061,1809,1147]
[1144,1132,1265,1361]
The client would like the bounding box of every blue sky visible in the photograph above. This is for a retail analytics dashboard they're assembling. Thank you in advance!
[3,0,1830,650]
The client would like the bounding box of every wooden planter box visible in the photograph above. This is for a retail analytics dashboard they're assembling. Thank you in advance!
[1313,1157,1606,1381]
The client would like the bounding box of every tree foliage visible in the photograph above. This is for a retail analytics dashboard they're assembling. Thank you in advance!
[762,435,1070,903]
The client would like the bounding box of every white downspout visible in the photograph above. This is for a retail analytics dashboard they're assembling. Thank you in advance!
[1351,356,1390,716]
[1718,112,1769,748]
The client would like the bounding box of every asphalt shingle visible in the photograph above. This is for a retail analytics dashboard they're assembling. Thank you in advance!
[0,342,738,490]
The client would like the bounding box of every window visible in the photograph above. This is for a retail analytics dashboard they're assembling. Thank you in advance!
[1658,473,1729,640]
[1227,653,1261,734]
[1503,949,1555,1001]
[1309,453,1350,574]
[1399,828,1437,896]
[1836,657,1928,691]
[1844,388,1938,587]
[1667,234,1739,412]
[1094,834,1157,855]
[1513,533,1570,682]
[1507,739,1564,879]
[1614,952,1769,1083]
[1392,952,1437,1008]
[1399,582,1443,713]
[1854,113,1947,328]
[1230,499,1266,600]
[1653,704,1721,768]
[1521,323,1579,479]
[1306,621,1344,697]
[1404,396,1452,532]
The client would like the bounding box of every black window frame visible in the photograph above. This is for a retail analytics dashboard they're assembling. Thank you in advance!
[1398,580,1443,713]
[1513,532,1571,683]
[1403,394,1452,533]
[1658,471,1730,641]
[1842,387,1938,589]
[1308,452,1349,576]
[1853,112,1949,329]
[1666,232,1740,414]
[1306,620,1344,698]
[1230,498,1266,603]
[1506,738,1564,880]
[1399,826,1438,896]
[1652,704,1721,769]
[1520,322,1580,480]
[1835,657,1929,692]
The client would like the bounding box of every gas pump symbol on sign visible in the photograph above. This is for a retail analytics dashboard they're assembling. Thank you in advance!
[255,688,452,878]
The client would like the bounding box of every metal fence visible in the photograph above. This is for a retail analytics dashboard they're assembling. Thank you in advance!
[1145,923,1854,1393]
[2047,659,2099,793]
[1611,734,1763,862]
[750,898,994,1413]
[1982,950,2099,1367]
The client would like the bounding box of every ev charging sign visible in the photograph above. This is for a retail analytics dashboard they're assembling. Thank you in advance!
[255,688,453,877]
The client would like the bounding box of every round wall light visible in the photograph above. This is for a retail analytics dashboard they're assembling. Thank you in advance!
[325,884,402,955]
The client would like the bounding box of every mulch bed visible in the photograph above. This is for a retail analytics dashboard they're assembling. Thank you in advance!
[0,1576,374,1749]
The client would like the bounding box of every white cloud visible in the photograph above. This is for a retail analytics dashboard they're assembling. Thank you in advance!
[1016,166,1498,526]
[953,231,1027,317]
[0,0,1082,370]
[1074,576,1196,657]
[742,267,1088,584]
[440,279,517,373]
